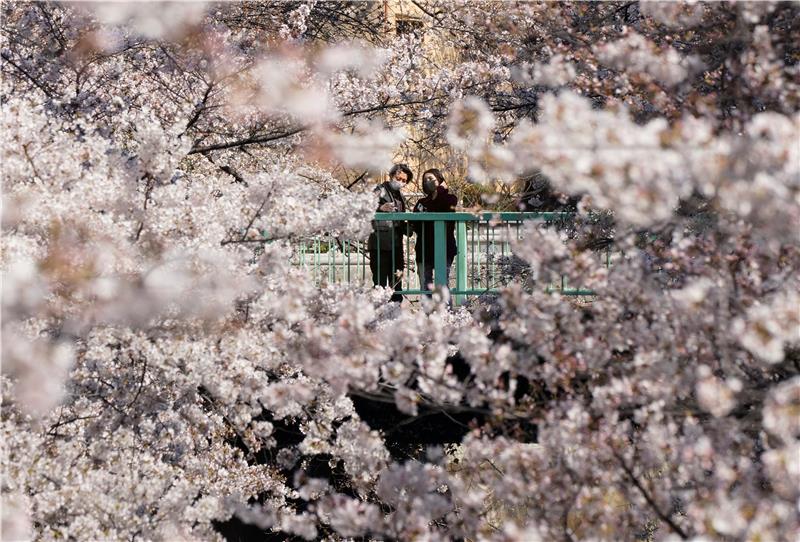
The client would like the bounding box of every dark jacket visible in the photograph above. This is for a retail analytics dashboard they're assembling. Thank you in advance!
[412,186,458,263]
[368,182,407,251]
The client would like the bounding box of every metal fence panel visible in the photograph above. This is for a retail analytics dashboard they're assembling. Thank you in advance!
[288,212,602,302]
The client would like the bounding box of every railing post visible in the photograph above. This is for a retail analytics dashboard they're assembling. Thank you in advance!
[434,220,447,288]
[455,221,467,306]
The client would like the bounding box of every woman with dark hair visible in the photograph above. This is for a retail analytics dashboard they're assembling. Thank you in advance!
[421,167,446,189]
[413,168,458,294]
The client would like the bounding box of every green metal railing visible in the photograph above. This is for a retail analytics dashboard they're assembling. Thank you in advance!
[290,212,609,304]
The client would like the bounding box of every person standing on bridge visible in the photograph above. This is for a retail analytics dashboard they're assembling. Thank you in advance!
[368,164,412,303]
[413,168,458,295]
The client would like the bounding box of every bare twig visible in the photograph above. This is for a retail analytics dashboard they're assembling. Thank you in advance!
[188,126,306,154]
[240,198,269,242]
[124,355,148,410]
[613,450,688,539]
[22,143,43,182]
[133,175,156,242]
[1,52,56,98]
[181,82,216,137]
[346,171,368,189]
[202,152,248,185]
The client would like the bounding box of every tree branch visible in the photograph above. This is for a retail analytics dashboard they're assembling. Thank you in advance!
[346,171,368,189]
[133,175,156,242]
[181,82,216,137]
[188,126,307,154]
[1,52,56,98]
[614,450,688,539]
[186,95,453,155]
[201,152,248,185]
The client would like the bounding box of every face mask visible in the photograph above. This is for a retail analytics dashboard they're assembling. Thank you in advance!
[422,178,437,196]
[389,179,402,190]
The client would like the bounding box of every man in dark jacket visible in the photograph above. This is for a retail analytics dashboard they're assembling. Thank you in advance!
[368,164,412,302]
[413,168,458,295]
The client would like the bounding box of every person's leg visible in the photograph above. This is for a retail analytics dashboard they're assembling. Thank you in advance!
[390,248,404,303]
[369,250,381,287]
[445,255,455,307]
[445,255,455,287]
[390,281,403,302]
[372,250,392,288]
[417,260,428,296]
[421,262,433,297]
[379,250,394,288]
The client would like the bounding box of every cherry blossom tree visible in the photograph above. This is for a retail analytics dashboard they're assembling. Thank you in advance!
[2,2,798,541]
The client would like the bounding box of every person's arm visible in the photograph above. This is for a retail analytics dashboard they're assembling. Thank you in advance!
[396,192,408,214]
[444,191,458,212]
[411,199,425,235]
[397,193,409,237]
[375,184,395,212]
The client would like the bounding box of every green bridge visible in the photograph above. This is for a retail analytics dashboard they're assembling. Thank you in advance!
[292,212,608,304]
